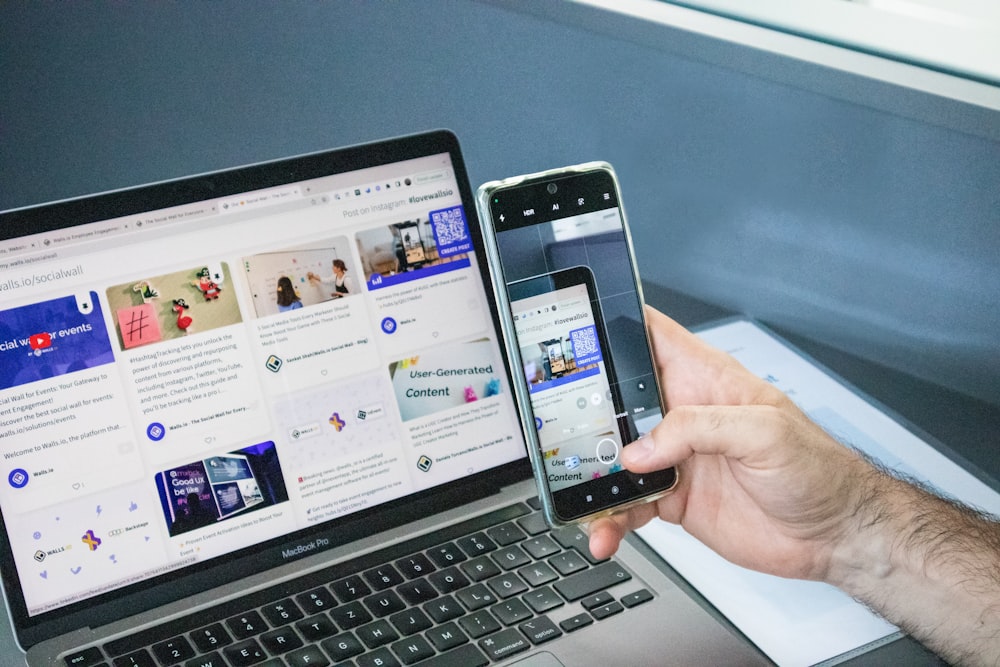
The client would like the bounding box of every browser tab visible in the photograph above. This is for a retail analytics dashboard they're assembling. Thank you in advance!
[218,186,302,215]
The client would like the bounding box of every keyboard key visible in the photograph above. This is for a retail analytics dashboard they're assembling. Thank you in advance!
[394,553,435,579]
[424,621,468,652]
[456,583,497,611]
[329,600,372,630]
[389,634,435,665]
[63,647,104,667]
[261,598,304,625]
[226,611,268,639]
[525,497,542,511]
[621,588,654,608]
[389,607,432,636]
[554,561,631,601]
[396,577,438,605]
[591,600,624,620]
[152,636,194,664]
[521,535,560,559]
[416,644,488,667]
[321,632,365,662]
[515,512,547,536]
[331,575,371,602]
[190,623,233,652]
[423,595,463,623]
[491,545,530,571]
[295,613,338,641]
[363,564,404,591]
[486,522,526,546]
[426,542,466,567]
[458,610,501,639]
[581,591,614,610]
[552,526,605,564]
[518,615,562,645]
[477,627,529,661]
[459,556,500,582]
[112,650,154,667]
[356,647,400,667]
[363,589,406,618]
[490,598,532,626]
[521,586,564,614]
[427,566,469,593]
[222,639,267,667]
[485,572,527,599]
[456,532,498,557]
[356,618,399,649]
[559,613,594,633]
[183,651,225,667]
[297,587,338,613]
[547,550,587,576]
[260,625,304,654]
[285,644,330,667]
[517,561,557,587]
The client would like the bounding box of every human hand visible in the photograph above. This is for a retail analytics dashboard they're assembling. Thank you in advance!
[588,307,874,583]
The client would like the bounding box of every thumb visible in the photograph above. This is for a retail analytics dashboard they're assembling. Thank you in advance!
[622,404,787,473]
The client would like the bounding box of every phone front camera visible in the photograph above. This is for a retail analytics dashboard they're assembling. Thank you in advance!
[547,183,558,194]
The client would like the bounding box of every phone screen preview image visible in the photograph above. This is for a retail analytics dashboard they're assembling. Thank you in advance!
[510,269,624,492]
[484,165,677,523]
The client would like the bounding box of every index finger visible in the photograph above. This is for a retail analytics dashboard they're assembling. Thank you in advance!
[644,307,779,408]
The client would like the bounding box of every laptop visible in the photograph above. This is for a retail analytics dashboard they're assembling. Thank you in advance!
[0,130,766,666]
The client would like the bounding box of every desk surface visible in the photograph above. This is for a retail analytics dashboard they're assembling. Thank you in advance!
[2,285,993,665]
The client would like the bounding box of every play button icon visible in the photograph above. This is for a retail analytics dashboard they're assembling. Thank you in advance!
[29,333,51,350]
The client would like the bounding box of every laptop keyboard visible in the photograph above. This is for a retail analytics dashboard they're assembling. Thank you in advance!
[64,499,653,667]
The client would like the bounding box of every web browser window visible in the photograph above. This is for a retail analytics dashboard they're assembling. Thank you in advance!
[0,152,523,616]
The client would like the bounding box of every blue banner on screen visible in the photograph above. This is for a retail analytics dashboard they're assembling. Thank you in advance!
[366,256,471,291]
[0,292,114,391]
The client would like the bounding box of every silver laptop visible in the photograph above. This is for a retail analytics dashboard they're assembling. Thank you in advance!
[0,130,766,666]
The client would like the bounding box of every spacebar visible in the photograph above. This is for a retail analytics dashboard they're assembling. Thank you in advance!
[418,644,489,667]
[554,561,631,601]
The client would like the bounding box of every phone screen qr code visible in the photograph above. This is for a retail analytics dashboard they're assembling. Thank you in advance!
[430,205,472,257]
[570,325,602,365]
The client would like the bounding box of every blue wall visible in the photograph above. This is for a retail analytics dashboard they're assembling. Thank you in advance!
[2,1,998,404]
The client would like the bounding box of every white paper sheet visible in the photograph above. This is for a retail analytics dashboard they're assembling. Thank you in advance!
[635,319,1000,667]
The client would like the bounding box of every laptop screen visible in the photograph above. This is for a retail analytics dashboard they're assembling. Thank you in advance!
[0,132,526,640]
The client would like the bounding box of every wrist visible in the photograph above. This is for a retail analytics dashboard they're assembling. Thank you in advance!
[823,462,908,592]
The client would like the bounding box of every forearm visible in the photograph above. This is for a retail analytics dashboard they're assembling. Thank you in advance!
[828,465,1000,665]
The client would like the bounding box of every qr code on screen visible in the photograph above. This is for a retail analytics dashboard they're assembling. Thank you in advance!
[430,205,471,257]
[570,325,601,365]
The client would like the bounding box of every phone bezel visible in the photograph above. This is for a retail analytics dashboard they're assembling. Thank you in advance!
[477,162,677,525]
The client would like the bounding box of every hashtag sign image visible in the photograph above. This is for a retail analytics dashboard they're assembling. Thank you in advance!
[116,304,162,349]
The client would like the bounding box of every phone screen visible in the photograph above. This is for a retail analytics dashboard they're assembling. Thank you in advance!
[487,167,676,521]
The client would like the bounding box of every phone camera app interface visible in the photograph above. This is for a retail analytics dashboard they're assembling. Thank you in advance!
[493,172,666,507]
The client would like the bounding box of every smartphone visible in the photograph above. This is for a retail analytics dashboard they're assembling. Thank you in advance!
[477,162,677,526]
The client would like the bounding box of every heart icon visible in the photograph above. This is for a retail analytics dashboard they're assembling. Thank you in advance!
[39,571,47,579]
[70,567,81,575]
[320,369,328,376]
[72,483,81,491]
[432,331,440,338]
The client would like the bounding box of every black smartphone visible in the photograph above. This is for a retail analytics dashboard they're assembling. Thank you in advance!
[477,162,677,525]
